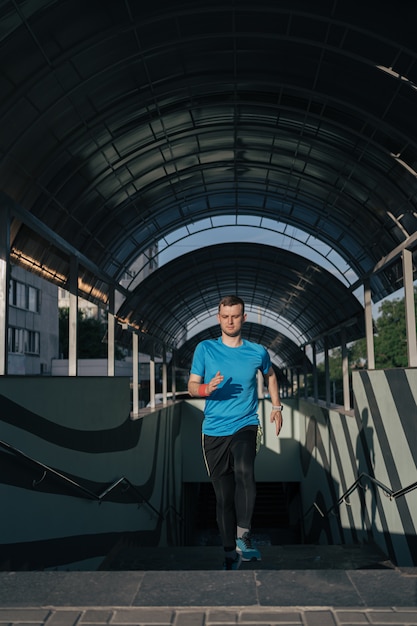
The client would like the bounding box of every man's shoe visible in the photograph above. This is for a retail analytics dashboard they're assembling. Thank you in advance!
[223,553,242,570]
[236,532,261,561]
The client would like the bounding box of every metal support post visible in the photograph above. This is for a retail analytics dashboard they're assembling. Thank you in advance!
[312,342,318,402]
[402,249,417,367]
[303,346,308,399]
[171,350,176,401]
[107,287,115,377]
[68,255,78,376]
[257,369,264,399]
[149,343,156,409]
[364,279,375,370]
[341,328,350,411]
[131,332,139,419]
[162,347,168,404]
[324,337,330,406]
[0,203,10,375]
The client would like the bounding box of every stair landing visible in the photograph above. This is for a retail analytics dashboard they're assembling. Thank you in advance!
[99,542,393,571]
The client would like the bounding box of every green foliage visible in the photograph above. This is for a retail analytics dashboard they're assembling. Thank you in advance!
[59,308,123,359]
[373,297,408,368]
[348,296,411,369]
[312,292,415,403]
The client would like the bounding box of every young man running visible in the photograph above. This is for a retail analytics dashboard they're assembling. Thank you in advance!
[188,295,283,570]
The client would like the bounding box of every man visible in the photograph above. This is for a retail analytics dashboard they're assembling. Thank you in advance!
[188,295,283,570]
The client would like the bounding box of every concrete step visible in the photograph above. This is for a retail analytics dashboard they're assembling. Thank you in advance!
[99,542,394,571]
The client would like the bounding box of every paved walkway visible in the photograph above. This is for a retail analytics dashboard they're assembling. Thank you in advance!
[1,546,416,625]
[1,566,417,626]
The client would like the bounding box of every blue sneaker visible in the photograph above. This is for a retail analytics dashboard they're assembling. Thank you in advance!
[236,532,261,561]
[223,553,242,570]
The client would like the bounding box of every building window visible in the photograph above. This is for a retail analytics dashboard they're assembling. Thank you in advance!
[9,279,40,313]
[8,327,40,355]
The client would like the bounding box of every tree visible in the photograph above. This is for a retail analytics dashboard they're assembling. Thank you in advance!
[337,294,412,370]
[313,293,414,404]
[373,297,408,368]
[59,308,123,359]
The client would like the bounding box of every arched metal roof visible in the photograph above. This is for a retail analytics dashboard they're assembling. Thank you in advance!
[2,1,417,368]
[173,322,312,373]
[117,242,365,355]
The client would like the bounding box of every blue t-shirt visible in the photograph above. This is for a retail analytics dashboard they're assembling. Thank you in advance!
[190,337,272,436]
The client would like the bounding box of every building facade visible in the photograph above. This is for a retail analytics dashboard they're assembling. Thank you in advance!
[8,265,59,375]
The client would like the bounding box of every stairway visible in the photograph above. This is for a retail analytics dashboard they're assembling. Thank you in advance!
[98,542,393,571]
[192,481,301,546]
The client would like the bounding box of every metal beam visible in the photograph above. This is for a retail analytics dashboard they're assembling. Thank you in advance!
[2,192,129,298]
[364,280,375,370]
[107,287,115,377]
[349,231,417,293]
[131,333,139,419]
[403,249,417,367]
[68,255,78,377]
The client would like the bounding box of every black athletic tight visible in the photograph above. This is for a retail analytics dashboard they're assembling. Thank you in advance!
[210,428,257,549]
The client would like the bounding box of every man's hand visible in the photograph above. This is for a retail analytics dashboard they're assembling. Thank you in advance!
[270,409,283,436]
[188,371,224,396]
[208,370,224,393]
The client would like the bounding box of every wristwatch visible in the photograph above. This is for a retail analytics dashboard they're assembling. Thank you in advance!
[272,405,283,411]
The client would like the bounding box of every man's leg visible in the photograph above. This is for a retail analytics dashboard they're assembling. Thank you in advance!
[202,433,241,569]
[231,427,261,561]
[211,471,236,548]
[230,427,257,528]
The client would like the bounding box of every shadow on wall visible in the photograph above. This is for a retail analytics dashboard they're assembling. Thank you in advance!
[299,395,417,567]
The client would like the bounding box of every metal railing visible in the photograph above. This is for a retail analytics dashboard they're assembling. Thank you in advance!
[310,472,417,518]
[0,439,162,518]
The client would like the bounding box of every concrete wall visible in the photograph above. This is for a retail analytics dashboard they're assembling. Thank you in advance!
[1,369,416,569]
[298,368,417,567]
[0,376,183,569]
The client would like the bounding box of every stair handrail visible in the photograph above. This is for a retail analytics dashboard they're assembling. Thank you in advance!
[0,439,162,518]
[310,472,417,518]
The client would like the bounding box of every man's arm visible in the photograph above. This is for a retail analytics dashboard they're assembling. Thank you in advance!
[188,371,224,397]
[188,373,203,397]
[264,366,283,436]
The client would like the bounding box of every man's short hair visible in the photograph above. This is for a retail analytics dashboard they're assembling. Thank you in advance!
[218,295,245,314]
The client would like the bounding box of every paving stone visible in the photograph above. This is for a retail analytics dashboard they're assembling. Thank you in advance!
[347,570,417,607]
[367,608,417,623]
[205,608,239,623]
[0,609,51,623]
[174,611,205,626]
[256,570,363,607]
[79,610,113,623]
[45,611,83,626]
[303,611,337,626]
[334,610,371,623]
[112,608,175,624]
[132,572,258,607]
[235,609,303,623]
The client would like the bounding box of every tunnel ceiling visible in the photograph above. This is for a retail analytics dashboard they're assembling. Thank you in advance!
[2,0,417,367]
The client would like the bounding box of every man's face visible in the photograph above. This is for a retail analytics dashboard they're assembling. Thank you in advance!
[217,304,246,337]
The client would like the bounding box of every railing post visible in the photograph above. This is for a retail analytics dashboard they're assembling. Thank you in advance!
[107,287,115,377]
[403,249,417,367]
[0,202,10,376]
[131,332,139,418]
[162,346,168,404]
[149,342,156,409]
[341,328,350,411]
[364,279,375,370]
[68,255,78,376]
[324,336,330,406]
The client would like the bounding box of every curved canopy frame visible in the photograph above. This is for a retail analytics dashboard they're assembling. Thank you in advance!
[117,242,365,357]
[173,322,312,373]
[2,1,417,369]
